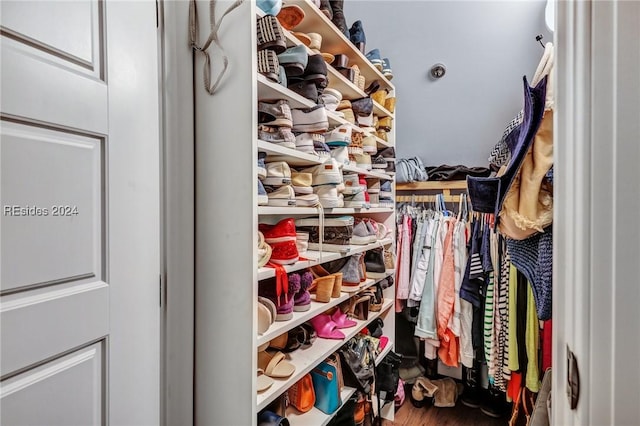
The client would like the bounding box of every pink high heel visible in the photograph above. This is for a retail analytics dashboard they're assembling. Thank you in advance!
[309,314,345,340]
[331,308,357,329]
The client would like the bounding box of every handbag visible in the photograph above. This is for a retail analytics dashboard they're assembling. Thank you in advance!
[325,353,344,392]
[288,374,315,413]
[311,360,342,414]
[339,338,375,394]
[376,351,402,402]
[396,157,428,183]
[509,386,536,426]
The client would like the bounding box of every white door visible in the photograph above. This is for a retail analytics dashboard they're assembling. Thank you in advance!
[554,0,640,424]
[0,1,161,425]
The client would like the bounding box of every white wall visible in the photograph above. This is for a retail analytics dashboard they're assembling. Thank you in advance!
[345,0,552,166]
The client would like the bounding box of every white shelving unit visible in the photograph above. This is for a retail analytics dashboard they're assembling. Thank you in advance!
[194,1,397,424]
[257,298,394,410]
[287,387,357,426]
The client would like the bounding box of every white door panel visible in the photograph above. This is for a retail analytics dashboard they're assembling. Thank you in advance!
[1,121,102,292]
[1,342,104,426]
[0,43,108,133]
[1,1,97,66]
[1,1,160,424]
[0,281,108,377]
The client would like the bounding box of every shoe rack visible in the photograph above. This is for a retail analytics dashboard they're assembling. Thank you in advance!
[193,1,397,425]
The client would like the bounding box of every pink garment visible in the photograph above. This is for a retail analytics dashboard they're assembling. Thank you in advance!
[436,219,459,367]
[395,215,412,311]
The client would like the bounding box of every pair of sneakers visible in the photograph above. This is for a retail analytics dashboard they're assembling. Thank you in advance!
[351,217,380,245]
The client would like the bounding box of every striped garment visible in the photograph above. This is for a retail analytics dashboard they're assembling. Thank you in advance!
[484,271,495,381]
[494,249,512,391]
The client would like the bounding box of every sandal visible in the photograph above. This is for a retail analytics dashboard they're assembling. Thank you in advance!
[269,327,306,353]
[257,297,277,335]
[299,322,317,348]
[258,350,296,378]
[331,307,357,329]
[309,314,345,340]
[257,369,275,393]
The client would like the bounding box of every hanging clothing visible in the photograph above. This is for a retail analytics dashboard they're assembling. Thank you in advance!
[436,218,459,367]
[525,281,541,392]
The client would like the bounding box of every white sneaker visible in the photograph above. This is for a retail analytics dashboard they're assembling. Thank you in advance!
[292,105,329,133]
[342,174,361,195]
[295,133,321,154]
[267,185,296,207]
[330,146,350,168]
[354,153,372,171]
[295,193,320,207]
[314,184,341,208]
[362,135,378,154]
[343,189,367,209]
[325,124,352,147]
[263,161,292,186]
[301,158,343,186]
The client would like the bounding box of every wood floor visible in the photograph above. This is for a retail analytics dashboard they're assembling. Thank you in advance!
[382,399,508,426]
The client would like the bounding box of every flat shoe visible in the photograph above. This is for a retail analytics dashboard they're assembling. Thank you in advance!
[258,350,296,378]
[257,369,275,393]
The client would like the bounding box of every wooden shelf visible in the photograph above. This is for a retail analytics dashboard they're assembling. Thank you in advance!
[289,0,395,92]
[287,387,357,426]
[257,238,393,281]
[395,181,467,191]
[257,275,391,346]
[256,298,394,411]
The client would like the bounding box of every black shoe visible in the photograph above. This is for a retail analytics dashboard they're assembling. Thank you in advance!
[329,0,349,38]
[461,391,482,409]
[479,387,510,418]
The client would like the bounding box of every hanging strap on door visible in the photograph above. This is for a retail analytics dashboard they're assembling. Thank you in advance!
[189,0,245,95]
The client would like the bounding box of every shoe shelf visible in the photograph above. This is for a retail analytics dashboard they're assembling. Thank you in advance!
[374,135,393,149]
[258,206,394,215]
[258,140,324,166]
[256,298,394,411]
[289,0,395,93]
[287,386,357,426]
[257,75,356,130]
[257,274,392,347]
[372,101,393,119]
[257,238,393,281]
[274,18,369,102]
[258,73,317,109]
[374,339,394,367]
[342,164,394,180]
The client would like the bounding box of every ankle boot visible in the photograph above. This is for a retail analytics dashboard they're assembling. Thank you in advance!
[319,0,332,19]
[329,0,349,39]
[461,360,482,408]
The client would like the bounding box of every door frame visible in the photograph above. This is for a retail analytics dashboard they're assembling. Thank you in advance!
[159,1,196,425]
[553,1,640,424]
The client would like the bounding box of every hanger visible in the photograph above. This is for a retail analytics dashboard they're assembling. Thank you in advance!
[536,34,545,49]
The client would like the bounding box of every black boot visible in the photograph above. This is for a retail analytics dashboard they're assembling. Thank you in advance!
[329,0,349,39]
[319,0,332,19]
[460,360,482,408]
[479,385,510,418]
